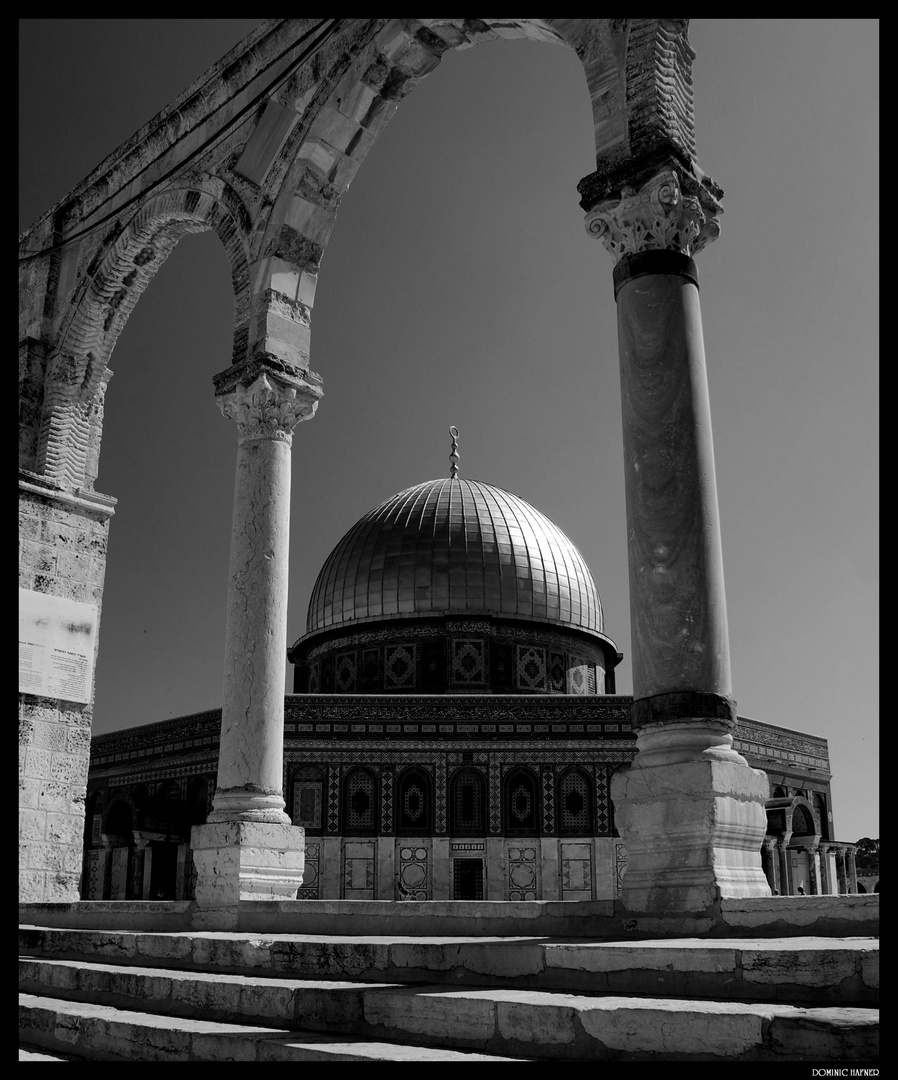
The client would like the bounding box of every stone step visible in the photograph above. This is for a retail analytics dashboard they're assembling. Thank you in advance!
[19,957,878,1061]
[19,995,526,1062]
[19,926,879,1006]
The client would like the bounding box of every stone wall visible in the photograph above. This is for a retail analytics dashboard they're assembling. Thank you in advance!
[19,487,111,902]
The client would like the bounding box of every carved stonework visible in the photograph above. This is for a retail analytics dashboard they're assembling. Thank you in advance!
[584,169,720,263]
[217,372,320,444]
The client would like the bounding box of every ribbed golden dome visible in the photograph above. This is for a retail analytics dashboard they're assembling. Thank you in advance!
[306,478,603,636]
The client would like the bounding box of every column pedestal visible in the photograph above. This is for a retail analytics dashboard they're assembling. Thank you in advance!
[191,821,305,910]
[612,757,770,914]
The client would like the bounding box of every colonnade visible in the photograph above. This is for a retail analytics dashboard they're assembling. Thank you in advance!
[191,165,775,919]
[761,838,859,896]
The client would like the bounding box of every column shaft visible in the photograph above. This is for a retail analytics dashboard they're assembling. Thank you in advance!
[617,272,730,705]
[213,435,292,821]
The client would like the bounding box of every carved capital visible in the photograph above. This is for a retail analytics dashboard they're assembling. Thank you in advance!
[585,169,720,263]
[217,372,321,445]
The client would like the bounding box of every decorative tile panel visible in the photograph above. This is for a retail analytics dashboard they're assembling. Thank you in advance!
[549,652,565,692]
[507,844,539,901]
[381,768,393,834]
[398,844,429,899]
[297,842,320,899]
[596,767,610,836]
[307,661,320,693]
[516,646,546,690]
[614,841,628,897]
[542,767,555,834]
[435,762,447,834]
[567,656,587,694]
[334,652,357,692]
[343,840,375,899]
[560,841,593,900]
[327,767,340,834]
[384,644,416,689]
[451,639,486,685]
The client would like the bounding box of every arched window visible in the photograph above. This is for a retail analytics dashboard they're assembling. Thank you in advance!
[791,803,816,837]
[290,766,325,834]
[813,793,830,841]
[395,767,432,835]
[772,786,787,799]
[449,767,486,836]
[342,767,379,835]
[557,767,593,836]
[503,766,540,836]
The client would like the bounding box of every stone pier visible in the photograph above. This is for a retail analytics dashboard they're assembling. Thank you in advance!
[190,355,321,926]
[586,168,771,914]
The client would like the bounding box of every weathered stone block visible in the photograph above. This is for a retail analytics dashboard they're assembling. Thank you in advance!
[45,811,83,846]
[19,777,41,809]
[25,747,52,779]
[38,781,74,813]
[19,869,46,902]
[20,808,46,841]
[43,872,81,901]
[50,752,90,786]
[66,726,92,756]
[32,721,68,752]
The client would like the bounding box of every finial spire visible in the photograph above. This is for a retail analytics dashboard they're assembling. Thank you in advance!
[449,426,459,479]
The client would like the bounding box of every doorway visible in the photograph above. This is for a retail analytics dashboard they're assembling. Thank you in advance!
[453,858,484,900]
[149,841,179,899]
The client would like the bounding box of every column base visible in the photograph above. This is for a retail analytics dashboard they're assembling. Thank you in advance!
[190,821,305,914]
[611,757,771,915]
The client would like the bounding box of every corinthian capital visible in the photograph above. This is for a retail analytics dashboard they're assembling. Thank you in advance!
[584,169,720,263]
[217,372,321,445]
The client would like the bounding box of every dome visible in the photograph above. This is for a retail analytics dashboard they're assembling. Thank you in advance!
[305,477,603,637]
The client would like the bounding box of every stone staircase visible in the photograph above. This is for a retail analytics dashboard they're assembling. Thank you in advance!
[19,925,878,1062]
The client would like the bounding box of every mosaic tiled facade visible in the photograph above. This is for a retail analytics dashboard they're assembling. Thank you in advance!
[84,699,838,901]
[291,619,614,697]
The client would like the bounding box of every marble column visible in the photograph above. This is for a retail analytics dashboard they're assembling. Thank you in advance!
[587,169,771,914]
[130,834,151,900]
[191,356,322,922]
[846,848,859,893]
[807,843,820,895]
[778,841,792,896]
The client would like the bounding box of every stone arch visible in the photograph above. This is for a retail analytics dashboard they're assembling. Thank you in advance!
[249,18,702,379]
[813,792,830,841]
[37,179,252,489]
[790,800,818,839]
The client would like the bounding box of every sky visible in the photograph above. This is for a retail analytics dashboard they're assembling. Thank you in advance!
[19,20,878,843]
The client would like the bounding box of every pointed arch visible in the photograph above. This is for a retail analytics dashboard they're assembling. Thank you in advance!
[395,766,433,835]
[557,766,594,836]
[342,766,380,835]
[449,766,487,836]
[37,179,252,489]
[503,765,541,836]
